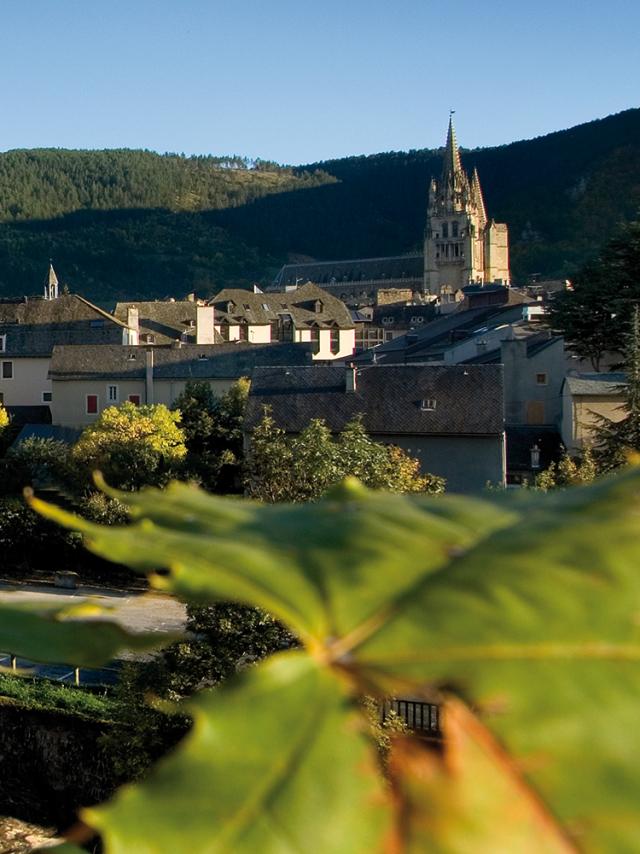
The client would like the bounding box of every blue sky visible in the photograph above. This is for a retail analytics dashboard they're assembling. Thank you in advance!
[1,0,638,164]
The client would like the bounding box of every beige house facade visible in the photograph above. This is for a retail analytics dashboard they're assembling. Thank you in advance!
[209,283,355,360]
[561,373,626,451]
[49,342,313,428]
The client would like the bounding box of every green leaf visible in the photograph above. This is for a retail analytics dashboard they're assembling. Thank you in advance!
[0,602,173,666]
[354,468,640,849]
[32,471,640,849]
[83,652,389,853]
[387,699,573,853]
[30,478,516,647]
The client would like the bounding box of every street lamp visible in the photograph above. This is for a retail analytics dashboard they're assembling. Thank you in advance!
[530,444,541,470]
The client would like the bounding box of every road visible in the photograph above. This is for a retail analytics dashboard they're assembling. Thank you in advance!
[0,581,187,685]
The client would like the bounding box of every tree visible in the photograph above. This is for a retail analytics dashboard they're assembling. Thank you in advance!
[535,446,597,490]
[548,220,640,370]
[245,411,445,501]
[72,402,186,489]
[0,404,8,436]
[592,304,640,471]
[172,378,249,492]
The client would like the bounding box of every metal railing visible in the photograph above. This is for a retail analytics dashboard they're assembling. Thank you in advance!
[381,698,440,734]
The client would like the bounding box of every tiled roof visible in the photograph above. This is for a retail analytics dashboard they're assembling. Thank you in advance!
[113,300,223,346]
[245,364,504,436]
[50,342,313,381]
[565,372,627,396]
[209,282,354,329]
[272,255,424,288]
[0,295,127,356]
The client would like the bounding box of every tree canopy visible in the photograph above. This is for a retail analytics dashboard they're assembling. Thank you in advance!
[245,410,445,501]
[548,219,640,369]
[72,402,187,489]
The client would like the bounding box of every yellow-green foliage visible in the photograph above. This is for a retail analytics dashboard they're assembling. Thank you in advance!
[72,402,186,489]
[0,404,9,435]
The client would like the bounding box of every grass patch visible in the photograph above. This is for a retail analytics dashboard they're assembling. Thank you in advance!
[0,672,121,720]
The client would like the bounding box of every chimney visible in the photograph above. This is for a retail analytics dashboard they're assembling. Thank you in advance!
[145,348,154,404]
[196,305,215,345]
[186,292,196,302]
[346,364,357,393]
[126,306,139,346]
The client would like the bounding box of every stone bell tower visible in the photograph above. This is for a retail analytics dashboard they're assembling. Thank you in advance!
[423,116,510,296]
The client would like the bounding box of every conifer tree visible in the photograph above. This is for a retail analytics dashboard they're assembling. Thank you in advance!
[593,304,640,472]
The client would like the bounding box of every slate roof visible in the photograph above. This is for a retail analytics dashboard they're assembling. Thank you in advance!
[462,331,561,365]
[49,342,314,382]
[272,255,424,288]
[565,372,627,396]
[113,300,223,346]
[371,304,436,330]
[245,365,504,436]
[354,304,529,364]
[0,294,127,356]
[209,282,354,329]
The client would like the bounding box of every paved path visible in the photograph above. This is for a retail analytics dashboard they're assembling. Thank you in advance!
[0,581,187,635]
[0,582,188,684]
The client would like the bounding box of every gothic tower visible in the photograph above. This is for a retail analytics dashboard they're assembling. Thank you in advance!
[423,117,510,296]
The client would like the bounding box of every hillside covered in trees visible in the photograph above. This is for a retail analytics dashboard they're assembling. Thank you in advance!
[0,108,638,302]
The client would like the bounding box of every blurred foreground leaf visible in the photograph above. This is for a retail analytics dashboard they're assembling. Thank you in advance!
[31,470,640,851]
[387,698,574,853]
[83,652,389,854]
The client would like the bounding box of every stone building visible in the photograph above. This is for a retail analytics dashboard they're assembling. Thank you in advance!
[273,117,510,305]
[424,117,510,296]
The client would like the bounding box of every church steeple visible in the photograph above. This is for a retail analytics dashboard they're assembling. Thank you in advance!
[45,262,59,300]
[442,113,464,184]
[470,167,487,227]
[439,113,469,211]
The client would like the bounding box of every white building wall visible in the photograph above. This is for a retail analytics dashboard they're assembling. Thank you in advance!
[247,325,271,344]
[0,357,52,406]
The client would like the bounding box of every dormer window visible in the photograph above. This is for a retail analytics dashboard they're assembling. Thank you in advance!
[421,398,436,412]
[314,300,323,313]
[141,333,155,344]
[227,301,235,313]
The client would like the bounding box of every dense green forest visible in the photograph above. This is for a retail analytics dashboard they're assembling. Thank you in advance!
[0,108,638,302]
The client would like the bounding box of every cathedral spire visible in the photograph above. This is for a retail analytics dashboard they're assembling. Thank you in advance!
[442,113,464,184]
[470,167,487,226]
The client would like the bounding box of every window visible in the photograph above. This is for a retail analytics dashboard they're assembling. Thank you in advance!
[330,328,339,354]
[310,326,320,354]
[452,221,459,238]
[107,385,118,402]
[421,398,437,411]
[0,392,3,404]
[238,324,248,341]
[142,333,156,344]
[536,373,548,386]
[86,394,98,415]
[0,335,5,353]
[220,324,230,341]
[42,391,52,402]
[128,394,141,406]
[442,223,449,239]
[2,361,12,379]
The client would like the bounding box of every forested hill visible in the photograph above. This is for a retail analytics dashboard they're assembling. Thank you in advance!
[215,108,640,281]
[0,108,638,302]
[0,150,335,221]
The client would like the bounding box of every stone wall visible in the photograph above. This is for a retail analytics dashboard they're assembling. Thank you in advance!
[0,700,118,829]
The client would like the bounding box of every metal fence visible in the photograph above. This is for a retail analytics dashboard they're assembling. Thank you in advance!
[0,652,120,688]
[381,698,440,735]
